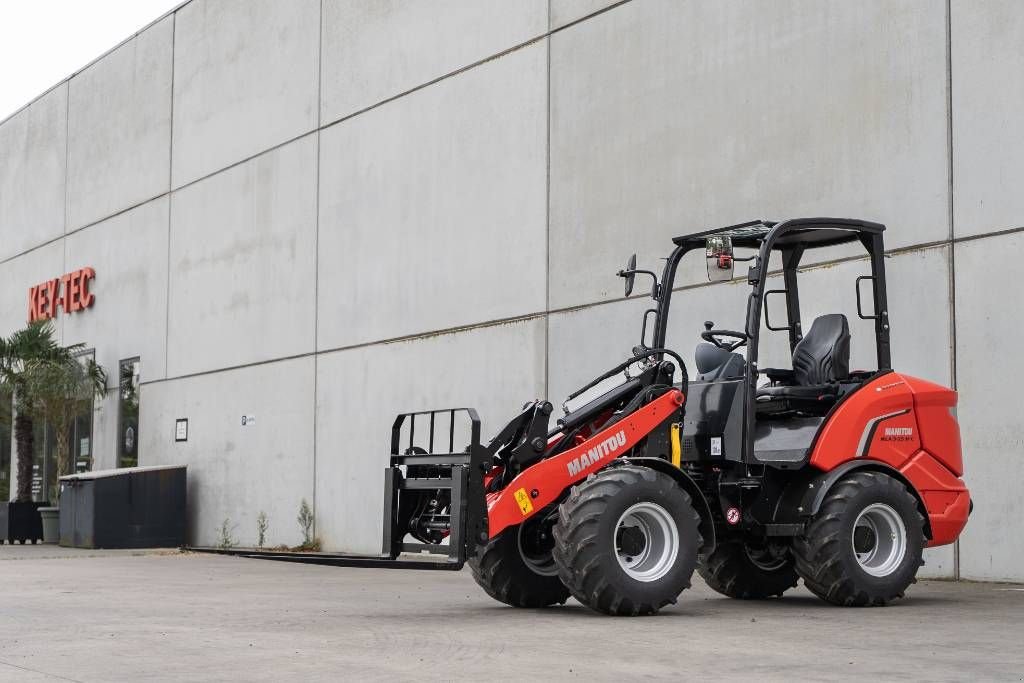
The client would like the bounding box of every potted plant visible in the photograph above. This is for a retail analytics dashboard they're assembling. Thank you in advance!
[18,352,106,543]
[0,322,104,544]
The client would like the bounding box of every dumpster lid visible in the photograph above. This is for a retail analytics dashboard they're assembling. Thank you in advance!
[60,464,186,482]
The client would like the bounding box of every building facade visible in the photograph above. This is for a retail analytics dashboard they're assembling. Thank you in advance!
[1,0,1021,581]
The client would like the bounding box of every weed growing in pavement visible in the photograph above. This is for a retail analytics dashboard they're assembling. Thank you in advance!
[217,518,237,550]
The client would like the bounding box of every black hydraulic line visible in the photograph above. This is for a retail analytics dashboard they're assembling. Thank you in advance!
[565,347,687,404]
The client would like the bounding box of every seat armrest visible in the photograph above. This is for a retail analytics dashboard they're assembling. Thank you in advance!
[762,368,795,384]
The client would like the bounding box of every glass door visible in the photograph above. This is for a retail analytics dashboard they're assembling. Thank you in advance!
[29,350,97,502]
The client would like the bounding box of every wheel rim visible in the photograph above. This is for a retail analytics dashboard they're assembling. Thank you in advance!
[745,545,788,572]
[852,503,907,577]
[614,502,680,582]
[518,522,558,576]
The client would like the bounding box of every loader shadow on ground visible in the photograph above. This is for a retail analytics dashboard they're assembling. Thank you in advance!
[0,550,1019,682]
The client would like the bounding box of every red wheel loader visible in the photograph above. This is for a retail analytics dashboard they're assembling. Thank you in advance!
[250,218,973,616]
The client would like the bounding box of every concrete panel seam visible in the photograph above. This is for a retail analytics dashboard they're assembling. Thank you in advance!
[312,0,325,533]
[944,0,959,580]
[62,81,70,344]
[544,5,552,399]
[165,12,177,382]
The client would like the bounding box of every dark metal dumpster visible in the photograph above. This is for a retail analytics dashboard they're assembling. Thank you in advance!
[58,465,187,548]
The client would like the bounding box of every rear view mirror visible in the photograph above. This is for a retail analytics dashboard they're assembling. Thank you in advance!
[706,236,734,282]
[618,254,637,296]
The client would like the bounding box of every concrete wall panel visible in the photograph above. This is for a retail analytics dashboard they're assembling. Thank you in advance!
[167,136,317,377]
[67,16,173,231]
[0,85,67,261]
[171,0,320,187]
[954,233,1024,581]
[315,319,545,554]
[317,44,547,350]
[140,356,315,548]
[0,241,64,342]
[62,197,169,384]
[951,0,1024,237]
[320,0,546,123]
[550,0,620,29]
[549,0,949,309]
[90,388,119,473]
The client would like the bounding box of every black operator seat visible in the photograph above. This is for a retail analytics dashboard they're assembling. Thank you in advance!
[694,342,745,382]
[756,314,850,409]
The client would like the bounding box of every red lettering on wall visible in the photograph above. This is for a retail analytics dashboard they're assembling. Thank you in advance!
[27,268,97,323]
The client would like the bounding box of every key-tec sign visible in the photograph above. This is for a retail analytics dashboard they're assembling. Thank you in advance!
[28,267,96,322]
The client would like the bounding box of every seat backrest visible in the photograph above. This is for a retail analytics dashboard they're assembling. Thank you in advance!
[792,314,850,385]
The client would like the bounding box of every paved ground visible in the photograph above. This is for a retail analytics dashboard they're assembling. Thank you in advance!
[0,547,1021,682]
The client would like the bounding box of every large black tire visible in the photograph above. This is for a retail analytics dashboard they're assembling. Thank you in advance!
[792,470,925,607]
[468,521,570,608]
[698,540,799,599]
[552,466,702,616]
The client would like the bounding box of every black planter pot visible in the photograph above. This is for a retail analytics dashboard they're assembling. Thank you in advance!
[3,501,46,544]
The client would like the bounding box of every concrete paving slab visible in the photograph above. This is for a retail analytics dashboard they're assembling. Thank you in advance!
[0,544,178,561]
[0,552,1019,681]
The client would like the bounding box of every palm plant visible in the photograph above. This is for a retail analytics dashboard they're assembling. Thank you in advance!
[19,355,107,501]
[0,321,100,503]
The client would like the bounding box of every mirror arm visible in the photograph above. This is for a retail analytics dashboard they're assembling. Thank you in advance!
[617,269,660,299]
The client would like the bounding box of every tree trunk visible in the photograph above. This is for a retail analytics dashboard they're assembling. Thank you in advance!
[14,413,34,503]
[55,427,71,483]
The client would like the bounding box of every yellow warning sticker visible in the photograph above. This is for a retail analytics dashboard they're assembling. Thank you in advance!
[514,487,534,516]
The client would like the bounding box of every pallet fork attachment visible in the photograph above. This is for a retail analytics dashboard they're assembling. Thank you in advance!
[381,408,489,568]
[192,408,491,570]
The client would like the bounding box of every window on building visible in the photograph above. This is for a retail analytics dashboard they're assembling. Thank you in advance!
[118,358,140,469]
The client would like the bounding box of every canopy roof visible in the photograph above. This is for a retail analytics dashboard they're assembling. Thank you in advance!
[672,218,885,250]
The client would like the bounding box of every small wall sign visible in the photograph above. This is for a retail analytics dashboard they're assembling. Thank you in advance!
[175,418,189,442]
[28,267,96,322]
[241,415,256,426]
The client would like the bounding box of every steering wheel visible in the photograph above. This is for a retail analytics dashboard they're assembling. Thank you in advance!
[701,324,749,352]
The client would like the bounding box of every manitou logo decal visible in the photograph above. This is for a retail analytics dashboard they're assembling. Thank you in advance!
[27,267,96,322]
[882,426,914,441]
[567,431,627,477]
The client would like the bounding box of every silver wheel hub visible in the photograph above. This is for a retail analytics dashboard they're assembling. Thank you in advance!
[852,503,907,577]
[614,502,680,582]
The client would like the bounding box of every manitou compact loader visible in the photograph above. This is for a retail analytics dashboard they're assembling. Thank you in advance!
[254,218,972,616]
